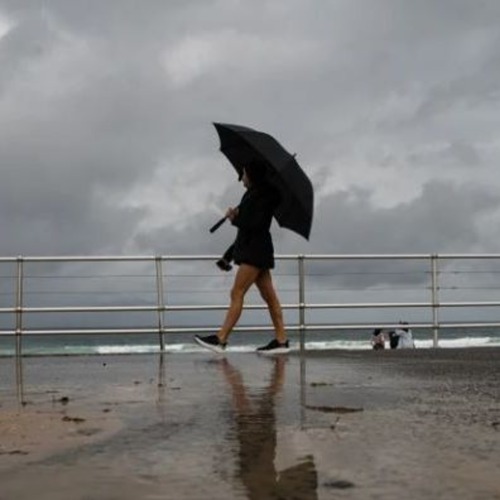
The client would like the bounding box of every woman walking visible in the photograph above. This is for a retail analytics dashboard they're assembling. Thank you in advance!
[195,162,289,354]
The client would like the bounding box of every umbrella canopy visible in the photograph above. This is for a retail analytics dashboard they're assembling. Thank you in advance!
[213,123,314,240]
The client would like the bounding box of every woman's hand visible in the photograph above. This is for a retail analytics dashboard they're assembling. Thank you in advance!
[225,207,239,221]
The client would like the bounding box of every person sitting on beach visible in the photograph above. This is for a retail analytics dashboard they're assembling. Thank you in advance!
[371,328,386,350]
[390,322,415,349]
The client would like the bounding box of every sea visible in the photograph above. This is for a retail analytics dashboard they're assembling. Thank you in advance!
[1,327,500,356]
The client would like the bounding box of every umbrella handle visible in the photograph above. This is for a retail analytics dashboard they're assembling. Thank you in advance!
[209,217,227,233]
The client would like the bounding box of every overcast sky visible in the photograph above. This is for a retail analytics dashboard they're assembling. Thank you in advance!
[1,0,500,259]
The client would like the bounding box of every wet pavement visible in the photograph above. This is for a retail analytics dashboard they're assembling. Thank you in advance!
[0,350,499,499]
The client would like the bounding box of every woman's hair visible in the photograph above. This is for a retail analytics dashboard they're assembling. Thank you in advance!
[244,160,268,185]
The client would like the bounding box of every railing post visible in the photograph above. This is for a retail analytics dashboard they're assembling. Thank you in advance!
[298,254,307,429]
[298,255,306,354]
[15,256,24,356]
[155,256,165,351]
[14,256,25,403]
[430,254,439,347]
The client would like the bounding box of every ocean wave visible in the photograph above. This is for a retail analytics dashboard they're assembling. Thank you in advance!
[1,335,500,356]
[415,336,499,348]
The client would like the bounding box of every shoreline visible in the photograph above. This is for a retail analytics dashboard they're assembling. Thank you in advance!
[1,343,500,359]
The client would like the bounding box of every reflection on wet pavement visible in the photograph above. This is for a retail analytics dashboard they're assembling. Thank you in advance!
[219,356,317,499]
[1,350,498,499]
[0,354,326,499]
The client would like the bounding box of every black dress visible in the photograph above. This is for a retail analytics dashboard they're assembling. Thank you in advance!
[231,184,279,270]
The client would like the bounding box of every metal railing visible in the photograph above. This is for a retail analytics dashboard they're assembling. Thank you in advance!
[2,253,500,354]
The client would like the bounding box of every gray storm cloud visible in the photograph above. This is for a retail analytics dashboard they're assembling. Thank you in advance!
[1,0,500,259]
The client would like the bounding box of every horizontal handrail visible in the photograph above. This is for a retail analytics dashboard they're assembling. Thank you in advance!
[1,321,500,337]
[2,252,500,263]
[3,300,500,315]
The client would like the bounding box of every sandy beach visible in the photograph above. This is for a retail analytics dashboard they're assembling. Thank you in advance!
[0,347,499,500]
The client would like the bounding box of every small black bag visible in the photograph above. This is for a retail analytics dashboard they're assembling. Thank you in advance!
[389,331,399,349]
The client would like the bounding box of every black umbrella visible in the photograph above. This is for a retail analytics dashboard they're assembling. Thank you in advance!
[210,123,314,240]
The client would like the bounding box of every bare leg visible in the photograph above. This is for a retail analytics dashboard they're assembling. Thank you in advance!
[255,269,287,343]
[217,264,261,343]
